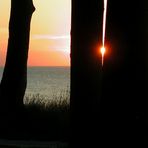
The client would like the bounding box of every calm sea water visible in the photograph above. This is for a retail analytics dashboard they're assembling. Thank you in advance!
[0,67,70,99]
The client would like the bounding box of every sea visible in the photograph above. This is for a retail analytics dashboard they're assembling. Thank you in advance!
[0,67,70,100]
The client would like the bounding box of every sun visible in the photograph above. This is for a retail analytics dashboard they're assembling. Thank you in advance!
[101,46,106,55]
[100,46,106,66]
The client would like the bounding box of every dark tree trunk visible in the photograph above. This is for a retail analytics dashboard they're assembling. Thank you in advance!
[71,0,103,147]
[71,0,148,146]
[100,0,148,144]
[0,0,35,112]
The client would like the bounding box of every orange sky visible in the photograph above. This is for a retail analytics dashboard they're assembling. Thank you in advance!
[0,0,71,66]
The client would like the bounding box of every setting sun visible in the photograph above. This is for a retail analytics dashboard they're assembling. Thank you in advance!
[100,46,106,66]
[101,46,106,55]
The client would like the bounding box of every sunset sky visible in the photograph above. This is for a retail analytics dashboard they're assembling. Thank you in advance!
[0,0,71,66]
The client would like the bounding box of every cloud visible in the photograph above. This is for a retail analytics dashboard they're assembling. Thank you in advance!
[32,34,70,40]
[31,34,70,54]
[49,46,70,53]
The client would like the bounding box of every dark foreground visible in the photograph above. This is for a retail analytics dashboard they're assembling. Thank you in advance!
[0,105,69,147]
[0,139,68,148]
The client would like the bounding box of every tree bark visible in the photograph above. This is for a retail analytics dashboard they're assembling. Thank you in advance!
[0,0,35,112]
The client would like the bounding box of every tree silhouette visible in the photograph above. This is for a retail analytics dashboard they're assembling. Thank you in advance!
[71,0,103,147]
[71,0,148,146]
[0,0,35,113]
[99,0,148,143]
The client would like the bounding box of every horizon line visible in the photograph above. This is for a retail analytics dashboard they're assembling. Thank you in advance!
[0,66,70,68]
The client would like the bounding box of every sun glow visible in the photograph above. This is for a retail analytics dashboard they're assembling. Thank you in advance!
[100,46,106,66]
[101,46,105,55]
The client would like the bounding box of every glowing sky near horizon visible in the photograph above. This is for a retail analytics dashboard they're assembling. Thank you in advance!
[0,0,71,66]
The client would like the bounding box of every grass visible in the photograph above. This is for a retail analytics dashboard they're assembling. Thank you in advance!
[17,89,70,141]
[0,89,70,142]
[24,89,70,110]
